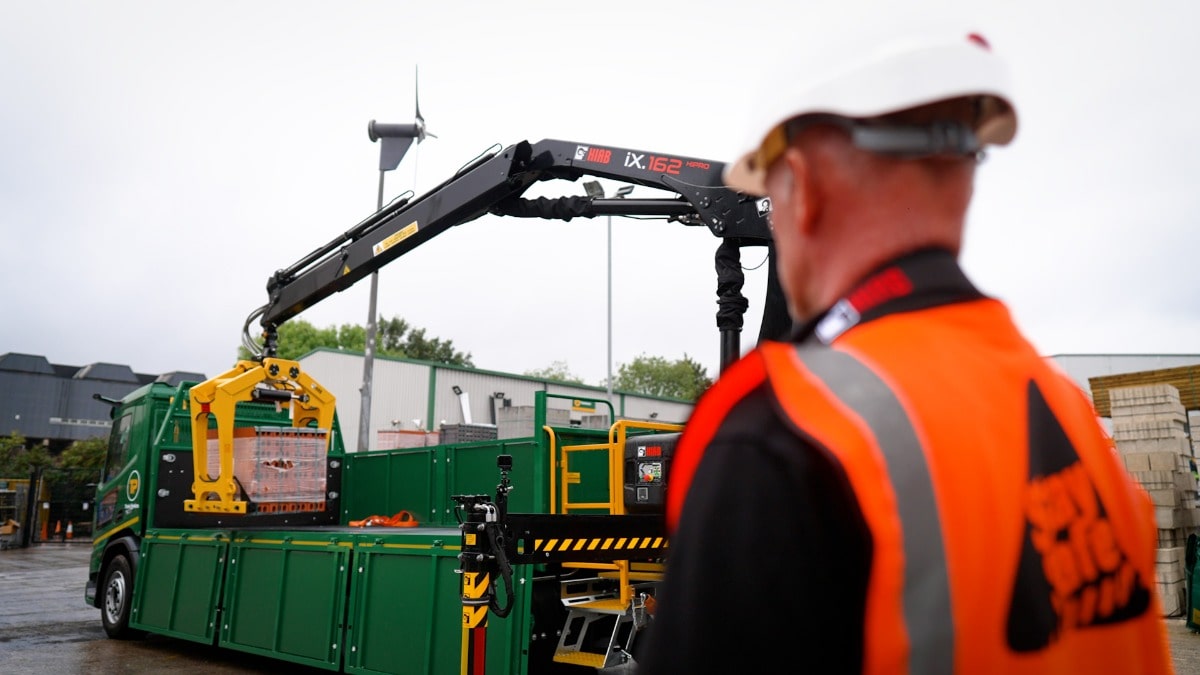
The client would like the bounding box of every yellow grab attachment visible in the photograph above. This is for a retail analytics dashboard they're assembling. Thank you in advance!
[184,357,336,514]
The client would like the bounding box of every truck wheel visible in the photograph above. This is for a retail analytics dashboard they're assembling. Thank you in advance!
[101,554,144,639]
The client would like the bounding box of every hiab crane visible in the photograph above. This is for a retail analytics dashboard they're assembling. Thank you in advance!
[84,137,782,674]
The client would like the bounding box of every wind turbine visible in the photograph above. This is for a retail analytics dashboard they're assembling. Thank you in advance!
[367,66,437,176]
[359,66,437,453]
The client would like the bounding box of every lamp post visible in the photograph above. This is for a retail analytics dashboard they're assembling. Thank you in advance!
[361,118,424,452]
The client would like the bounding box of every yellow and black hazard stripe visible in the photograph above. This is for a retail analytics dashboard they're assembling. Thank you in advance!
[531,536,667,554]
[460,571,489,629]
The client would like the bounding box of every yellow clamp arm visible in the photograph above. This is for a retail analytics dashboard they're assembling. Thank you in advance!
[184,358,336,515]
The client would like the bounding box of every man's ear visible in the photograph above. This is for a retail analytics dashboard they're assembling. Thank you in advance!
[782,147,819,236]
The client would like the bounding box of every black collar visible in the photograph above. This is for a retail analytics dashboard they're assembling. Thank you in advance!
[790,248,986,345]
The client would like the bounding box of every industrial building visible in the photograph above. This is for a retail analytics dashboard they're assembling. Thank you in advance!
[1050,353,1200,433]
[298,348,695,453]
[0,352,204,450]
[0,349,694,453]
[4,349,1199,453]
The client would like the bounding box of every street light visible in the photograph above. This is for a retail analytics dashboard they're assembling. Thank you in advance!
[583,181,633,404]
[356,70,437,453]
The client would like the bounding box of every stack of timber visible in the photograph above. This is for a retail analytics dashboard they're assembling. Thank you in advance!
[1109,383,1199,616]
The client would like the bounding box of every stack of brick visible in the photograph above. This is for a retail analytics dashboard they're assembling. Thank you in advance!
[1110,383,1200,616]
[206,426,329,505]
[376,429,440,450]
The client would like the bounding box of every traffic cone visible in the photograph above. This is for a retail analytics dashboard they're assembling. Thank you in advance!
[66,521,73,540]
[54,520,61,536]
[40,518,48,541]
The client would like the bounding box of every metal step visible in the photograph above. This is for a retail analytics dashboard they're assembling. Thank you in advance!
[553,581,651,670]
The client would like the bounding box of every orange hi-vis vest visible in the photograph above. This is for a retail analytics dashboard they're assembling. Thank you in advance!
[667,279,1173,674]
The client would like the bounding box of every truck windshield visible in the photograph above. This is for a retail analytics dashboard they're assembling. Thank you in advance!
[103,414,133,484]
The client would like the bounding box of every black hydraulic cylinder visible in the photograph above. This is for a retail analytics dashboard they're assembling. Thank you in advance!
[250,388,293,403]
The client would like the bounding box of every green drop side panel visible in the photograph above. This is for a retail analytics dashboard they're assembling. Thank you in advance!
[343,449,436,525]
[1188,534,1200,631]
[130,532,228,643]
[446,440,542,515]
[345,530,531,675]
[220,536,353,671]
[343,439,545,527]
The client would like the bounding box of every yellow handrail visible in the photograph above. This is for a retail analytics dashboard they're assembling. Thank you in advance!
[551,418,682,607]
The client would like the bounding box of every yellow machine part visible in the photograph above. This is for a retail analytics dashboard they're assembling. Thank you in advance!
[184,357,336,514]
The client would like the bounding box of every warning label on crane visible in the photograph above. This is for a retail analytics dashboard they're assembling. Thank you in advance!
[373,221,419,256]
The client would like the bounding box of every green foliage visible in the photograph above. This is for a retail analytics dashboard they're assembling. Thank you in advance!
[238,315,473,367]
[376,316,410,353]
[0,432,52,477]
[57,437,108,473]
[524,360,586,385]
[613,353,713,401]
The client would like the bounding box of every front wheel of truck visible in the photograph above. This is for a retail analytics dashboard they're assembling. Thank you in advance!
[101,554,144,639]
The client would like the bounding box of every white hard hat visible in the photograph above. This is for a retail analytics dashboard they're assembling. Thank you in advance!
[724,31,1018,196]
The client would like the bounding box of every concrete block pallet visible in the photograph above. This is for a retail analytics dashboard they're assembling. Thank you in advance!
[1110,383,1199,616]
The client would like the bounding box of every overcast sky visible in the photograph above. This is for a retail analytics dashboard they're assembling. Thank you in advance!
[2,1,1198,392]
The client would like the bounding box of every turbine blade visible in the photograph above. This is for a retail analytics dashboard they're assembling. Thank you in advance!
[414,64,422,122]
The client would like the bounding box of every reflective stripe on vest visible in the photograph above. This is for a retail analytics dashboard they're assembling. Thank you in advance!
[794,344,953,675]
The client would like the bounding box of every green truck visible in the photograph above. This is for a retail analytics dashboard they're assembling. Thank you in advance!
[84,138,780,674]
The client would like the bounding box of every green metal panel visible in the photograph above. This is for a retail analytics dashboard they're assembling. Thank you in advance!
[344,439,545,528]
[445,440,541,516]
[1188,534,1200,631]
[220,532,354,671]
[343,449,435,525]
[344,529,531,675]
[426,366,437,432]
[130,530,228,643]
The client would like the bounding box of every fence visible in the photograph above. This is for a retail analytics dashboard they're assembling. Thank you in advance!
[0,467,100,548]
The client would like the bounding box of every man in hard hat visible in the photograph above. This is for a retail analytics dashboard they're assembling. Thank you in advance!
[636,31,1175,674]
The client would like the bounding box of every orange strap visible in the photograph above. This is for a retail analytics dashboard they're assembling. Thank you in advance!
[348,510,419,528]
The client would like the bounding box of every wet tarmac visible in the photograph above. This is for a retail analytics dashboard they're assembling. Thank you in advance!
[3,542,1200,673]
[0,542,324,674]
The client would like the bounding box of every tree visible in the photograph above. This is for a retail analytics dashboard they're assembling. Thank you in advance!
[524,361,586,385]
[613,353,713,401]
[237,319,340,361]
[397,325,474,367]
[0,432,51,478]
[237,315,473,366]
[57,437,108,474]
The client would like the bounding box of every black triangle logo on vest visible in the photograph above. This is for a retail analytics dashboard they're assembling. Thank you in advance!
[1006,380,1151,652]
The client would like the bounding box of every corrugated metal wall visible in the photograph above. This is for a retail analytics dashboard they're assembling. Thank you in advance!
[368,356,434,430]
[0,371,67,439]
[298,348,697,452]
[616,396,692,425]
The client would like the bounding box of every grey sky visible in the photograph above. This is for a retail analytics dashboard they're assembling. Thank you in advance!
[2,1,1197,389]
